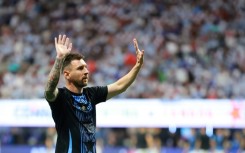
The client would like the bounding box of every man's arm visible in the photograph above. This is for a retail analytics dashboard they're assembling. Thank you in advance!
[44,58,63,102]
[106,38,144,100]
[44,35,72,102]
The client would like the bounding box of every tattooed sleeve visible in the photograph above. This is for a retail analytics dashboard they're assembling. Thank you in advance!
[44,58,63,101]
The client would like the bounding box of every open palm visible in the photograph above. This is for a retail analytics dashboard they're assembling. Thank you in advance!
[55,35,72,58]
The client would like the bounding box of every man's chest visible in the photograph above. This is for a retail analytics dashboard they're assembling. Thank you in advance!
[70,94,95,122]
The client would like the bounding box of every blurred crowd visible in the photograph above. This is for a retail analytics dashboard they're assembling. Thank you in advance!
[1,0,245,152]
[1,0,245,99]
[1,127,245,153]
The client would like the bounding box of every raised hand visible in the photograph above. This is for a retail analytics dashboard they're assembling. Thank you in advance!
[133,38,144,66]
[55,35,72,59]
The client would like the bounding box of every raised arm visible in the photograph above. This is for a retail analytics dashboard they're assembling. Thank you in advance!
[106,38,144,100]
[44,35,72,102]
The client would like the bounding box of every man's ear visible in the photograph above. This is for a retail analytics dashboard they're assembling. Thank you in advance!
[63,70,70,80]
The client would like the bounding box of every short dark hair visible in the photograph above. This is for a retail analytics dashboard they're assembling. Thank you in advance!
[61,52,84,72]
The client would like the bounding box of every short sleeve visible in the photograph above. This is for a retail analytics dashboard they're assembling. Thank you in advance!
[85,86,108,105]
[45,88,63,106]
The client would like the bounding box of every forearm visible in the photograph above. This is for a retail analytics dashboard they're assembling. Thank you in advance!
[44,58,63,98]
[107,38,144,99]
[116,64,142,91]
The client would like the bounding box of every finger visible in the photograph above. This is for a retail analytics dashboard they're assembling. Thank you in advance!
[141,50,144,55]
[133,38,139,53]
[61,35,66,44]
[133,38,138,49]
[68,43,72,51]
[140,50,144,61]
[58,35,62,43]
[55,37,57,46]
[65,38,69,47]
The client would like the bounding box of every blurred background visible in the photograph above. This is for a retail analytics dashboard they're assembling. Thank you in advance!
[0,0,245,152]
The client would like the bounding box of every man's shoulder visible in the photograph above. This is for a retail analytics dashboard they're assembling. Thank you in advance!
[84,86,107,94]
[84,86,107,90]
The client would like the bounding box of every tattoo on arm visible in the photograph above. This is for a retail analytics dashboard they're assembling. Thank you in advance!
[45,58,63,94]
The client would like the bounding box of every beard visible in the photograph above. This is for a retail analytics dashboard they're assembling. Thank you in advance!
[73,78,88,88]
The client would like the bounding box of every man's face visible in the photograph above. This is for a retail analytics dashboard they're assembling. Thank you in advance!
[64,59,89,88]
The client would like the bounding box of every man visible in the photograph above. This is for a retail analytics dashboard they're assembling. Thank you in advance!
[44,34,144,153]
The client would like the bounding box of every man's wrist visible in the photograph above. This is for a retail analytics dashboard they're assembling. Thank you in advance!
[56,55,64,59]
[135,62,143,69]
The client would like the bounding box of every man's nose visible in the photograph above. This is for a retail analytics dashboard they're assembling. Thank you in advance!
[85,68,89,74]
